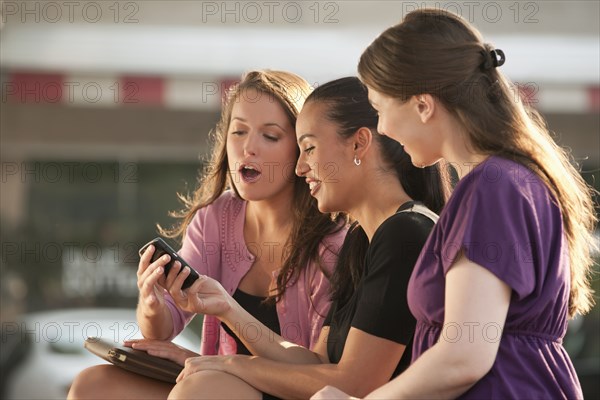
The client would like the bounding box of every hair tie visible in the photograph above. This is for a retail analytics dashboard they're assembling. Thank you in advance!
[491,49,505,67]
[481,48,506,70]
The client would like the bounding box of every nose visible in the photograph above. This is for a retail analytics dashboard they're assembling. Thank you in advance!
[295,152,309,177]
[243,132,258,156]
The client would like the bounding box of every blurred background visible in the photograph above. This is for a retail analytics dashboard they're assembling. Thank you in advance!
[0,0,598,398]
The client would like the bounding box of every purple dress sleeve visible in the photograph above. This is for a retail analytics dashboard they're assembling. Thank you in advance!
[439,160,544,299]
[408,157,581,399]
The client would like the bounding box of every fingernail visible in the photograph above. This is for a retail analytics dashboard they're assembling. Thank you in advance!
[156,267,163,274]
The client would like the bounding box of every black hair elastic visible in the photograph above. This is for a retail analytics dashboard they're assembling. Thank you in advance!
[481,48,506,70]
[491,49,505,67]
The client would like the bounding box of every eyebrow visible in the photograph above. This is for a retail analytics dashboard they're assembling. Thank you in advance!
[264,123,286,131]
[231,117,286,131]
[297,133,316,144]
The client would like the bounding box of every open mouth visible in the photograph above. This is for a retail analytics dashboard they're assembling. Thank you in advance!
[239,164,262,183]
[307,179,322,196]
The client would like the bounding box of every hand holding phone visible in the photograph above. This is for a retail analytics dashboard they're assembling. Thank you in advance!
[139,237,200,290]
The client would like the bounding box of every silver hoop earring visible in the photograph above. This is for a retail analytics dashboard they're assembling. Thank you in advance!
[353,155,361,166]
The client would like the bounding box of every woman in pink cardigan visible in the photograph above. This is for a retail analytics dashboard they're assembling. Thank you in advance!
[68,70,346,399]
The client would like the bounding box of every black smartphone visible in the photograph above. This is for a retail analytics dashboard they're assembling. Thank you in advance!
[138,237,200,290]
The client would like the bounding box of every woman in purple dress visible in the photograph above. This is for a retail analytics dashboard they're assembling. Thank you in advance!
[313,9,597,400]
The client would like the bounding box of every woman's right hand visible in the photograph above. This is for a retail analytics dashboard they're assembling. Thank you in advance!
[137,245,181,316]
[167,271,233,318]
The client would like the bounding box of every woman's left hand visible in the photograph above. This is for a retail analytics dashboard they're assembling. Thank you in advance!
[176,355,245,383]
[123,339,198,366]
[311,385,360,400]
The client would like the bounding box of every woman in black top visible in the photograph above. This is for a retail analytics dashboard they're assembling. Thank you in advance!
[167,77,451,399]
[325,201,436,379]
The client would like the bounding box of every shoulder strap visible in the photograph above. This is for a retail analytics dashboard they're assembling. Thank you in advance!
[398,203,439,223]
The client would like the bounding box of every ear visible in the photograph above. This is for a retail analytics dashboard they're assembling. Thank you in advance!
[352,127,373,159]
[413,94,436,123]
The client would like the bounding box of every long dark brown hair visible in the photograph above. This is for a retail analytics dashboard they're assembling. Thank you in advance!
[358,9,597,316]
[308,77,451,305]
[161,70,345,302]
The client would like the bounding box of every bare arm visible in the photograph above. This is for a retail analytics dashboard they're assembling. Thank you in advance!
[364,252,511,399]
[181,326,406,399]
[168,272,325,364]
[221,297,327,364]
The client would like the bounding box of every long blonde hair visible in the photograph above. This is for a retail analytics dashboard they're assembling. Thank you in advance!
[162,70,345,302]
[359,9,597,317]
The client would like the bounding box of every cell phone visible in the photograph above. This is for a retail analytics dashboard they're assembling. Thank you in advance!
[138,237,200,290]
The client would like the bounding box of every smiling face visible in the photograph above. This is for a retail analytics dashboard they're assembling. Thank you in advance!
[295,101,357,213]
[367,86,441,168]
[226,89,298,202]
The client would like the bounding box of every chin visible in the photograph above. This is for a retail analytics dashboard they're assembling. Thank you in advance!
[314,196,330,213]
[315,196,343,214]
[316,203,332,213]
[233,184,262,201]
[409,154,438,169]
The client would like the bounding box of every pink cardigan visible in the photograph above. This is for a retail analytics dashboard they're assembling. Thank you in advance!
[164,191,346,355]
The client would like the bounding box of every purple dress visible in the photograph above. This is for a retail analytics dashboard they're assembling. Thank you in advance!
[407,156,583,399]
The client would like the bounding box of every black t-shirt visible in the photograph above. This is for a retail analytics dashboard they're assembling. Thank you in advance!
[324,201,435,379]
[221,289,281,355]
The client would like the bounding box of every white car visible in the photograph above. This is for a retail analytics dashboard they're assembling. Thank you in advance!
[3,308,201,400]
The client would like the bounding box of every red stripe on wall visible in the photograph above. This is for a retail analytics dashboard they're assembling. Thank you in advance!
[120,76,164,106]
[6,72,64,104]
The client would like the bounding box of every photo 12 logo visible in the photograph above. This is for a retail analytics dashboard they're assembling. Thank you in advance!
[200,1,340,24]
[401,2,540,24]
[1,162,138,184]
[2,78,141,105]
[1,320,141,344]
[1,1,140,24]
